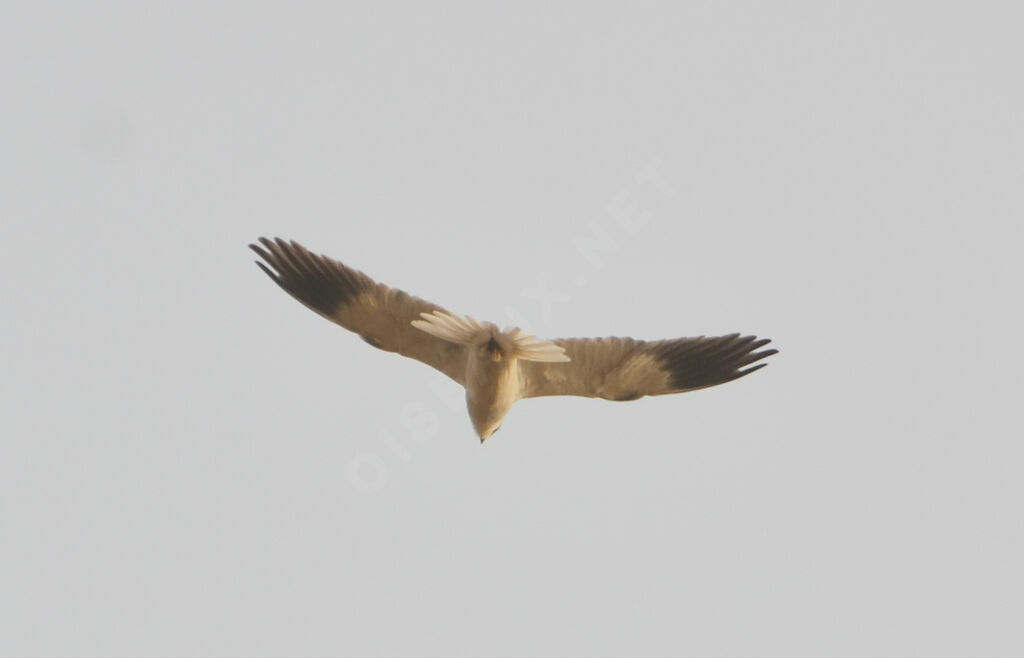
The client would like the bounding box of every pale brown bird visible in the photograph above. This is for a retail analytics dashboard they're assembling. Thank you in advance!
[250,238,777,441]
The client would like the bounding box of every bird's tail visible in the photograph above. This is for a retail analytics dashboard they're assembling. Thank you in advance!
[412,311,570,363]
[411,310,486,344]
[506,328,571,363]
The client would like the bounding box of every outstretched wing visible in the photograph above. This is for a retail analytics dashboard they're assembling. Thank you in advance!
[250,237,468,384]
[518,334,776,400]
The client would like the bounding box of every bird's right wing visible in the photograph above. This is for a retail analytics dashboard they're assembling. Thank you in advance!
[250,237,469,384]
[518,334,776,400]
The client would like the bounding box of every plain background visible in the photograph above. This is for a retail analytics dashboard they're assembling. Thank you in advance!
[3,1,1022,656]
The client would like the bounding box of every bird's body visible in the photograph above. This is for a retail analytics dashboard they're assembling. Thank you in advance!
[251,237,777,441]
[464,333,521,438]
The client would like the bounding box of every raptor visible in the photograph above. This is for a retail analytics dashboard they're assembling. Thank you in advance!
[250,238,777,441]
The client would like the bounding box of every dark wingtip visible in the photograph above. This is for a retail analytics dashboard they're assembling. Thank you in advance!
[661,334,778,391]
[248,237,369,316]
[249,240,276,267]
[254,260,278,281]
[737,362,769,377]
[729,342,778,380]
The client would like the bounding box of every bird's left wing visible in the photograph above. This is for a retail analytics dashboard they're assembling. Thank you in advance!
[518,334,776,400]
[250,237,468,384]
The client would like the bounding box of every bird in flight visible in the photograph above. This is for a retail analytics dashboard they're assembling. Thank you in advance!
[250,237,777,442]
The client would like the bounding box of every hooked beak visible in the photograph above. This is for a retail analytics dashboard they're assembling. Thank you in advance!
[479,423,502,443]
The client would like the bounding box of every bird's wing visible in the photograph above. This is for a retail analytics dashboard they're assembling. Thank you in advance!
[518,334,776,400]
[250,237,469,384]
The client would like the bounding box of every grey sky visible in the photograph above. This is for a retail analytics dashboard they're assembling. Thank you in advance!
[2,1,1022,656]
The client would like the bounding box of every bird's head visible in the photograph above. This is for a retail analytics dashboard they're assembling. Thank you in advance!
[477,421,503,442]
[466,388,511,443]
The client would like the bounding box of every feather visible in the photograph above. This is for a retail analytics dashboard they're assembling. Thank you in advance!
[252,236,775,441]
[410,310,485,345]
[509,331,571,363]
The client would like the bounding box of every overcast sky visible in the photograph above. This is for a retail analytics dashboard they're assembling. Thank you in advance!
[3,1,1022,656]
